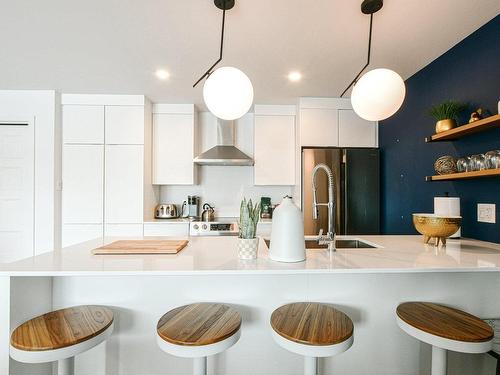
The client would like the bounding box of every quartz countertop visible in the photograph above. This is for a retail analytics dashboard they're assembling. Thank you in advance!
[1,235,500,276]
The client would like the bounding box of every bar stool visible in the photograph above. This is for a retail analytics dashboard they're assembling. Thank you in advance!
[156,303,241,375]
[396,302,494,375]
[270,302,354,375]
[10,305,114,375]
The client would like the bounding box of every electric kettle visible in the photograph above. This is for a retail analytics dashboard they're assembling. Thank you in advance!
[201,203,215,222]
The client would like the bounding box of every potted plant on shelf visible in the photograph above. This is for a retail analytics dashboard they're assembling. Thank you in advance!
[428,100,466,134]
[237,198,261,260]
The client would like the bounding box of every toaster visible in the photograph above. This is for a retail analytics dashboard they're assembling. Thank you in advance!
[155,204,179,219]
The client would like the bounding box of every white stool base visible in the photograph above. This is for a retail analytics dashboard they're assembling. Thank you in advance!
[271,329,353,375]
[193,356,207,375]
[304,356,317,375]
[431,346,447,375]
[58,357,74,375]
[157,329,241,375]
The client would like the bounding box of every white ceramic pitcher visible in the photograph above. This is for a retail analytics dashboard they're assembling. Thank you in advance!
[269,196,306,262]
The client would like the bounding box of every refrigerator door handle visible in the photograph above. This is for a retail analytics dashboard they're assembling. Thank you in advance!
[344,150,348,234]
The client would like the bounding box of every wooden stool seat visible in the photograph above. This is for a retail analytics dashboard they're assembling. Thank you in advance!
[271,302,353,346]
[156,303,241,375]
[157,303,241,346]
[10,305,114,375]
[11,305,114,351]
[396,302,493,375]
[397,302,493,344]
[270,303,354,375]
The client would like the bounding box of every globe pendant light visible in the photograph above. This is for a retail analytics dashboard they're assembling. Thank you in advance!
[203,67,253,121]
[340,0,405,122]
[193,0,254,120]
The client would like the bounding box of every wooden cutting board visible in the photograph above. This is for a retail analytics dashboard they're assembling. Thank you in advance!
[92,240,188,255]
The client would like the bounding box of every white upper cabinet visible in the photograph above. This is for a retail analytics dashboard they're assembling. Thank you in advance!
[62,105,104,144]
[299,98,378,148]
[299,108,338,147]
[152,104,196,185]
[105,145,144,223]
[62,144,104,224]
[254,105,296,186]
[105,106,145,144]
[338,109,378,147]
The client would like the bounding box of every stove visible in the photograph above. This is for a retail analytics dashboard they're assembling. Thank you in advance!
[189,218,239,236]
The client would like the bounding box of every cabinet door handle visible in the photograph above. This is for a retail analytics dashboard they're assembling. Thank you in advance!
[0,122,29,126]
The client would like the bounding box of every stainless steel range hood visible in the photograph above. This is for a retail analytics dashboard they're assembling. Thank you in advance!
[194,119,254,166]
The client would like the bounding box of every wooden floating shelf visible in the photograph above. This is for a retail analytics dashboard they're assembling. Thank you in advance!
[425,114,500,142]
[426,168,500,181]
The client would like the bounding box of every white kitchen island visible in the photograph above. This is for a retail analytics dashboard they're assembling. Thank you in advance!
[1,235,500,375]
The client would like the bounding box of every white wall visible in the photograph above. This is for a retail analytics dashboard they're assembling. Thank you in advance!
[160,112,293,217]
[0,90,60,256]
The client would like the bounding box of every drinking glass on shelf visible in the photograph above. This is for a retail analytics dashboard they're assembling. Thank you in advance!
[456,156,472,172]
[485,150,500,169]
[470,154,486,171]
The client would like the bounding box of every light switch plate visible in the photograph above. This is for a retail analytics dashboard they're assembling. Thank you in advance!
[477,203,496,223]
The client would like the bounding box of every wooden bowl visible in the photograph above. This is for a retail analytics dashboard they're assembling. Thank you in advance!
[412,214,462,246]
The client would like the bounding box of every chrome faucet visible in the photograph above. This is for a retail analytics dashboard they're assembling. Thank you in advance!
[312,163,336,252]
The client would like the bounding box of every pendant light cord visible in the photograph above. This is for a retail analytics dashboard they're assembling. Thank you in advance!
[340,13,373,97]
[193,2,227,87]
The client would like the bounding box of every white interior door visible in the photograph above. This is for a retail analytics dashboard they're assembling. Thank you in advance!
[0,121,34,262]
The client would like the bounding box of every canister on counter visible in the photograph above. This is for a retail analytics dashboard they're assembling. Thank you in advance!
[434,193,461,238]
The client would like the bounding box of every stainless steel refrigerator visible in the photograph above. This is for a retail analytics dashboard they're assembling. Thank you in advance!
[302,148,380,235]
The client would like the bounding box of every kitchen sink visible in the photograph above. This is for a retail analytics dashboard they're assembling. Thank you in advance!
[264,238,376,249]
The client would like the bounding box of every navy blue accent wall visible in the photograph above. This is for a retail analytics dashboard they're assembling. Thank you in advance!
[379,15,500,243]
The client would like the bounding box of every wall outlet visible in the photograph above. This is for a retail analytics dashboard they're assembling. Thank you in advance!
[477,203,496,223]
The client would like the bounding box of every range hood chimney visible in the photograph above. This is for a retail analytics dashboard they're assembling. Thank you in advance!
[194,118,254,166]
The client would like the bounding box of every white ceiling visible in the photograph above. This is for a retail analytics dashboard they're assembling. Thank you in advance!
[0,0,498,108]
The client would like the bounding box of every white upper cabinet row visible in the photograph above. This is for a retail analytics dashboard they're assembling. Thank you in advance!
[62,105,145,145]
[150,104,297,186]
[149,99,377,187]
[299,97,378,148]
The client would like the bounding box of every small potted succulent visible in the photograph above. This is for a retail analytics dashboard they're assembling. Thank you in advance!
[428,101,466,133]
[237,198,261,260]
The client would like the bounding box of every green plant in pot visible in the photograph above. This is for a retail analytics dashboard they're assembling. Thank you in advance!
[428,101,466,134]
[237,198,261,260]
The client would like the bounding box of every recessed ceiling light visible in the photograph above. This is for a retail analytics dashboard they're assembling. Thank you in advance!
[155,69,170,80]
[288,71,302,82]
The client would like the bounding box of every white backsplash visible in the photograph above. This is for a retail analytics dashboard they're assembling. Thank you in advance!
[159,111,294,217]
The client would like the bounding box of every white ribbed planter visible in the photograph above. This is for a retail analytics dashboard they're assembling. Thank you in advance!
[237,238,259,260]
